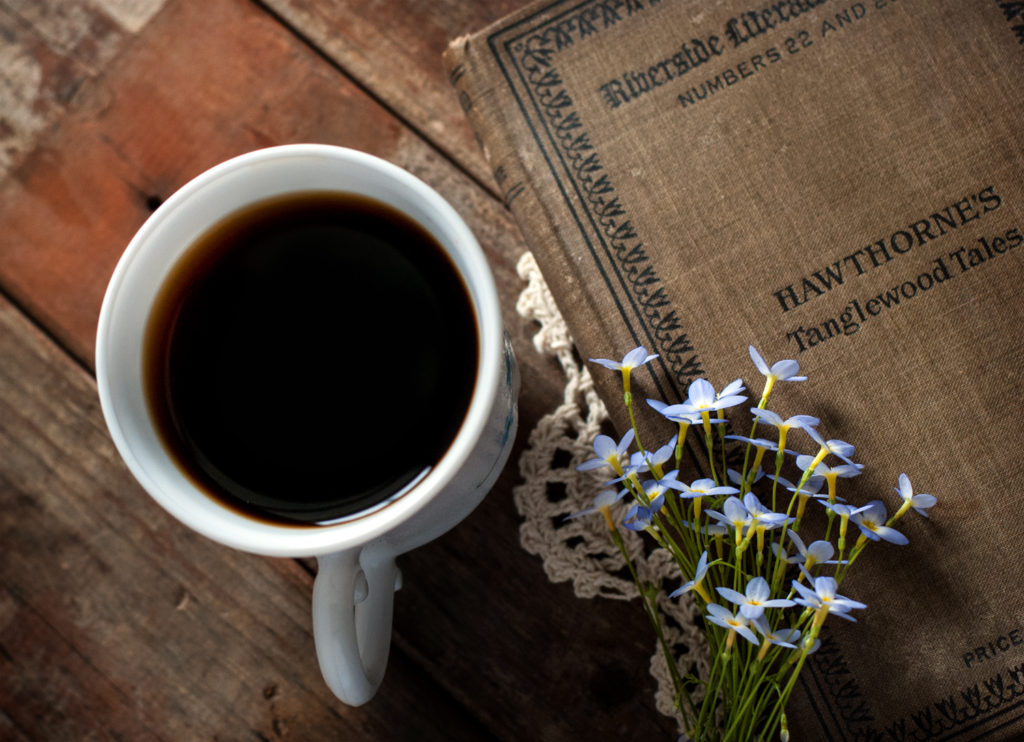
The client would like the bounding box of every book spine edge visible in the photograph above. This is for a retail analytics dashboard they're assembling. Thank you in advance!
[443,34,612,362]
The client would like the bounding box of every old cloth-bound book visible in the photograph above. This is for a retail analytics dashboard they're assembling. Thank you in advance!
[446,1,1024,738]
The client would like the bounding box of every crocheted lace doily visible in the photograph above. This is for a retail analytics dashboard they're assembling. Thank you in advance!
[512,252,708,723]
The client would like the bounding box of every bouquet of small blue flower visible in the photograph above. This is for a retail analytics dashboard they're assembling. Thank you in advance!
[572,346,936,741]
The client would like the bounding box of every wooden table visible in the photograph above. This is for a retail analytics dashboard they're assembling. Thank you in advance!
[0,1,681,739]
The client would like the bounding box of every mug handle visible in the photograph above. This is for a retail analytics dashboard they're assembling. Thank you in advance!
[312,549,401,705]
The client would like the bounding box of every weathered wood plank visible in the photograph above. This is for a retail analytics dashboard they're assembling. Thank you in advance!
[0,293,495,741]
[0,0,525,371]
[262,0,529,191]
[0,0,681,738]
[392,492,682,740]
[0,0,168,178]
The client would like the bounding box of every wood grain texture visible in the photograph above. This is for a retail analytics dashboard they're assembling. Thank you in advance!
[262,0,530,191]
[0,0,526,371]
[0,0,681,738]
[0,294,495,741]
[0,0,153,177]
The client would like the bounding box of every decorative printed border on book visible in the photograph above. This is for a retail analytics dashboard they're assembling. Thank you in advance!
[803,634,1024,741]
[489,0,704,404]
[487,1,1023,738]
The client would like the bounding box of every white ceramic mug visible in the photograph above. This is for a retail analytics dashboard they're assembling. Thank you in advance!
[95,144,518,706]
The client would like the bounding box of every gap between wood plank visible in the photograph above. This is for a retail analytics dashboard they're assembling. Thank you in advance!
[0,251,504,742]
[0,283,94,380]
[0,4,521,733]
[247,0,502,205]
[1,291,504,740]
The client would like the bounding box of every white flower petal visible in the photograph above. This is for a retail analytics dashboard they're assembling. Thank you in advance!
[706,603,733,620]
[746,577,771,602]
[807,540,835,562]
[749,345,770,375]
[897,473,913,501]
[716,587,747,605]
[734,624,761,646]
[687,378,717,407]
[621,346,650,369]
[769,359,801,380]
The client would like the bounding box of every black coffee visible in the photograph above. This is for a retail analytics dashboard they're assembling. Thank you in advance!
[143,191,478,525]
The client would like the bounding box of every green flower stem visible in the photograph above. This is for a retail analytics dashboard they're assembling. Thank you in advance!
[676,421,689,471]
[764,652,808,736]
[694,641,725,739]
[743,446,769,492]
[609,526,692,718]
[586,347,905,740]
[739,388,770,484]
[722,660,776,741]
[888,501,912,525]
[665,492,687,534]
[770,431,788,510]
[716,422,729,487]
[621,378,649,460]
[836,538,869,584]
[768,464,819,596]
[653,515,695,577]
[745,684,782,742]
[823,505,837,542]
[764,611,825,735]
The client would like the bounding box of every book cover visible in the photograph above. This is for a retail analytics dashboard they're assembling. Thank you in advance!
[446,1,1024,738]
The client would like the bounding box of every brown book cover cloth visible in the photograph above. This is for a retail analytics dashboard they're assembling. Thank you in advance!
[446,1,1024,739]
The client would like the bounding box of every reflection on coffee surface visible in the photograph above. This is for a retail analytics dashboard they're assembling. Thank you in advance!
[144,191,478,525]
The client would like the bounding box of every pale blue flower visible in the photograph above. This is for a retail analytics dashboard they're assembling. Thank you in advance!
[749,345,807,384]
[851,500,908,545]
[576,429,634,473]
[679,520,730,538]
[648,398,704,425]
[802,426,858,467]
[643,435,678,472]
[604,450,650,483]
[646,398,669,414]
[716,378,749,419]
[772,474,829,500]
[749,408,820,434]
[677,378,748,416]
[716,576,795,619]
[607,442,679,483]
[706,496,753,542]
[752,616,802,649]
[641,472,680,508]
[669,551,712,602]
[795,457,863,480]
[749,408,820,465]
[623,502,656,531]
[772,531,836,568]
[590,346,658,373]
[728,466,765,487]
[818,501,870,519]
[673,477,739,500]
[706,604,760,646]
[742,492,790,530]
[726,434,796,492]
[718,378,747,400]
[725,434,784,452]
[791,576,866,620]
[895,473,936,518]
[564,488,627,520]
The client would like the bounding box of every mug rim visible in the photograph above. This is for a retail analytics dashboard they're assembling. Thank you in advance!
[95,144,503,557]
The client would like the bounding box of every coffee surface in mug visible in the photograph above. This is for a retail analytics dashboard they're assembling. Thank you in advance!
[143,191,478,525]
